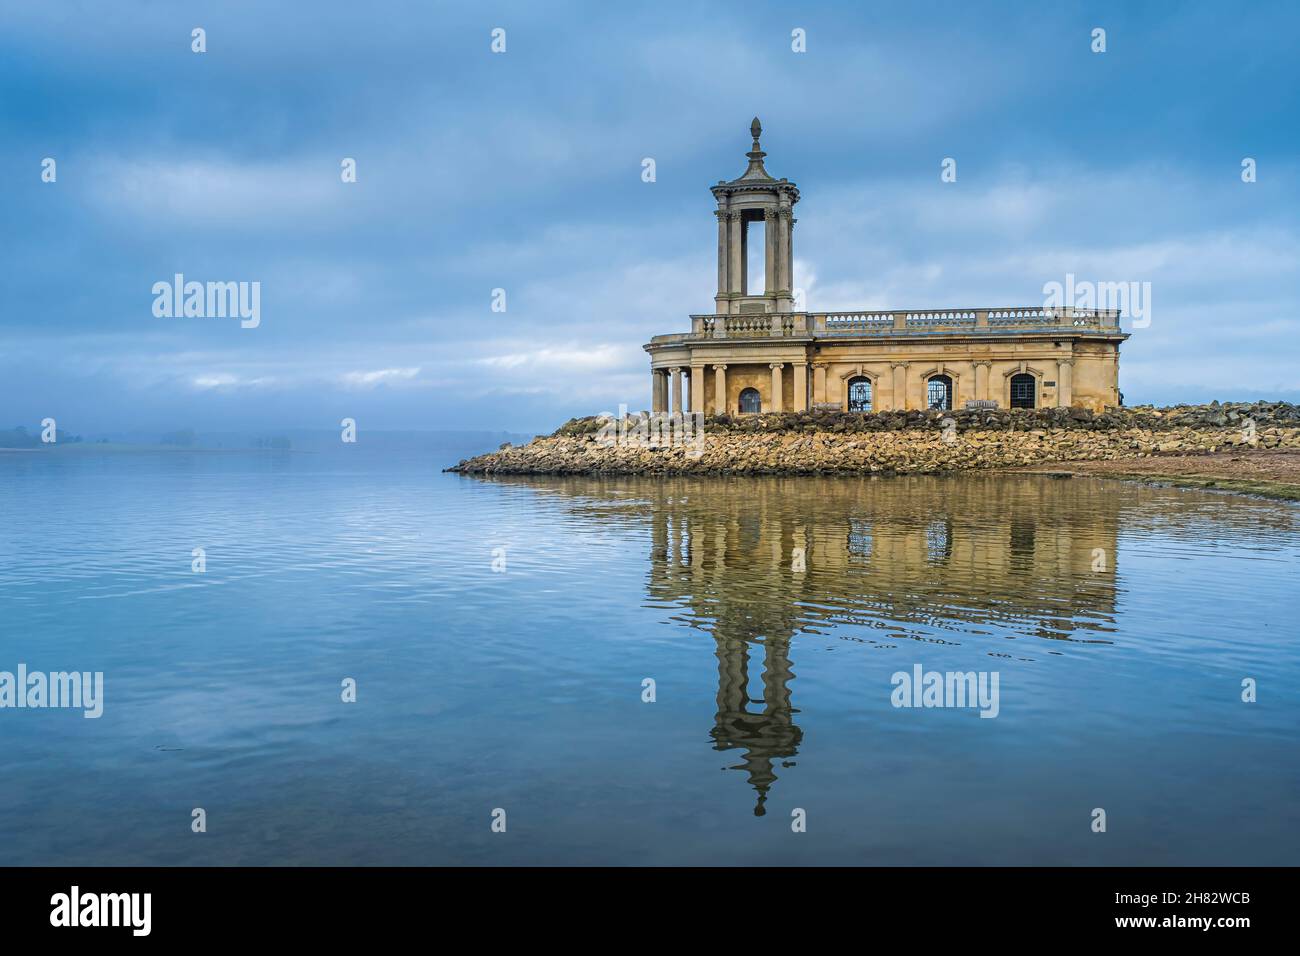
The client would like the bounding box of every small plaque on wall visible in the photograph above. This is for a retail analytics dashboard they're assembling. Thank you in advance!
[1044,381,1056,387]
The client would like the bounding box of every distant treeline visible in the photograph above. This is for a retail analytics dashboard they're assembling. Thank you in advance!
[0,426,82,448]
[0,426,298,449]
[160,428,196,446]
[251,436,292,450]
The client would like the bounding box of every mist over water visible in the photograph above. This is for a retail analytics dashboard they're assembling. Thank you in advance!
[1,439,1297,864]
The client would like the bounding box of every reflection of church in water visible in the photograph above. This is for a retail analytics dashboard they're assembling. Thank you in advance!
[643,476,1121,815]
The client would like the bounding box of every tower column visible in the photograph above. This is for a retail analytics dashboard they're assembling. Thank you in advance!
[769,363,785,413]
[714,209,729,314]
[728,212,744,308]
[713,364,728,415]
[670,367,683,414]
[776,207,793,311]
[764,209,777,296]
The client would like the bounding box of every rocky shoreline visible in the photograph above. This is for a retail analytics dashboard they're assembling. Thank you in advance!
[446,401,1300,480]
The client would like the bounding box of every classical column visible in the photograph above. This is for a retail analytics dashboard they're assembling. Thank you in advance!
[812,363,828,405]
[670,367,683,414]
[769,363,785,413]
[728,211,744,306]
[974,361,991,402]
[793,362,808,412]
[714,208,729,311]
[652,369,665,412]
[1057,359,1074,408]
[776,207,792,310]
[891,362,909,411]
[786,212,795,300]
[690,364,705,413]
[764,208,777,296]
[713,364,728,415]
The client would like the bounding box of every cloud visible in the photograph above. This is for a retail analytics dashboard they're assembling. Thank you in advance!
[340,367,422,388]
[87,158,343,228]
[476,344,635,373]
[3,1,1300,429]
[191,373,276,391]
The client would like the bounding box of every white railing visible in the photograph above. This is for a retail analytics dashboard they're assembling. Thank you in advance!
[905,310,977,327]
[824,311,893,331]
[685,308,1120,339]
[987,309,1053,326]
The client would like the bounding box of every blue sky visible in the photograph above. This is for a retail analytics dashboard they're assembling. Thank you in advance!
[3,0,1298,435]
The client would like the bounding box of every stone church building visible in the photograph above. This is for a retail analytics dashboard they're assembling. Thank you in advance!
[645,120,1128,415]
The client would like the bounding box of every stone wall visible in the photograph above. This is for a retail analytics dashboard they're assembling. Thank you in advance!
[448,402,1300,476]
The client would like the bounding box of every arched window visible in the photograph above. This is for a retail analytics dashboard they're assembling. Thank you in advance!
[739,387,761,414]
[926,517,953,563]
[927,375,953,410]
[847,518,872,560]
[847,376,872,412]
[1010,517,1036,571]
[1010,373,1036,409]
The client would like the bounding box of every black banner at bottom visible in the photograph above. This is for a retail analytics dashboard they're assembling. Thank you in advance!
[0,866,1282,940]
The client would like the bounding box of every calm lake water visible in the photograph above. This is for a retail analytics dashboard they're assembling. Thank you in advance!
[1,436,1297,866]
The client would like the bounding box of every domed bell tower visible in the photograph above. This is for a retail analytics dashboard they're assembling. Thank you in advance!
[711,118,800,315]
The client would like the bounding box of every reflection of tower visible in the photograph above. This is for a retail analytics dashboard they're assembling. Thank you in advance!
[644,486,808,814]
[711,634,802,817]
[631,474,1124,814]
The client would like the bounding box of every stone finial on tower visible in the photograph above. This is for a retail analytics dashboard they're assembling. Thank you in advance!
[743,116,768,179]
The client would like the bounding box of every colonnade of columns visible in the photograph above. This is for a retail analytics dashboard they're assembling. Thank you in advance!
[651,357,1077,413]
[653,367,695,414]
[652,362,811,414]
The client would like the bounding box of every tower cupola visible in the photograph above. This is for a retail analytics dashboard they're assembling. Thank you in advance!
[709,119,800,314]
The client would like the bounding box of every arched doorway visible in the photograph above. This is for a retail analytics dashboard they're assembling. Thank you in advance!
[739,387,761,414]
[1010,373,1036,409]
[927,375,953,410]
[847,376,872,412]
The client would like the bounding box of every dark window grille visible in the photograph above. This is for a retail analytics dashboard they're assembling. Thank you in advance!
[927,376,953,410]
[847,376,872,412]
[1010,373,1036,409]
[926,518,953,563]
[847,518,872,559]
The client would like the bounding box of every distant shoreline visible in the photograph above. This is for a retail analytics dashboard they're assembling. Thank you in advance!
[0,444,288,454]
[1007,450,1300,501]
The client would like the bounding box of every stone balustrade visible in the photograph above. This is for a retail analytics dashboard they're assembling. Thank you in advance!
[676,307,1122,341]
